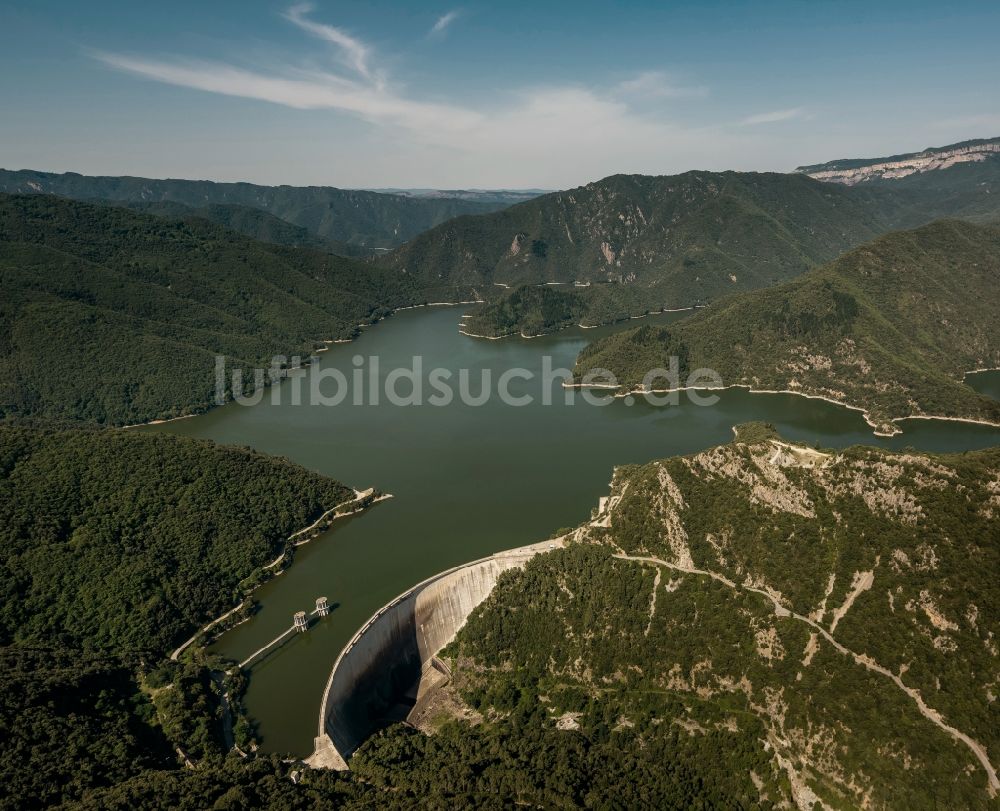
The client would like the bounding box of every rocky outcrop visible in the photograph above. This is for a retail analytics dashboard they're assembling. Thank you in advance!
[798,139,1000,185]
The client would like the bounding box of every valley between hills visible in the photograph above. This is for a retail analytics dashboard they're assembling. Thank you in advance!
[1,135,999,810]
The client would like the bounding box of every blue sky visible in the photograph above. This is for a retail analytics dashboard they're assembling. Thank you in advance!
[1,0,998,188]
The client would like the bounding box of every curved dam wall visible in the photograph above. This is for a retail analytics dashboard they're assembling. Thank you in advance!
[308,541,559,769]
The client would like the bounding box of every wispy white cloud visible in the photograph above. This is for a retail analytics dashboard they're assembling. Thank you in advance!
[93,7,704,143]
[284,3,373,80]
[616,71,707,100]
[91,5,754,186]
[429,9,461,37]
[740,107,806,126]
[92,51,482,133]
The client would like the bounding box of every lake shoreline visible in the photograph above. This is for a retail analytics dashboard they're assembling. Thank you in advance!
[561,380,1000,437]
[121,413,198,430]
[118,299,483,428]
[393,300,484,311]
[169,488,391,663]
[457,305,706,342]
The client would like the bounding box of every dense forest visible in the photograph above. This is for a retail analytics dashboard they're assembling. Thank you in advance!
[69,713,774,809]
[0,647,174,809]
[462,284,589,337]
[435,427,1000,808]
[575,219,1000,432]
[380,157,1000,316]
[0,193,455,425]
[0,425,355,653]
[463,280,706,337]
[0,425,368,808]
[116,200,372,257]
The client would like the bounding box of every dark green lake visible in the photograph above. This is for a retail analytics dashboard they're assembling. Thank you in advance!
[147,306,1000,755]
[966,369,1000,401]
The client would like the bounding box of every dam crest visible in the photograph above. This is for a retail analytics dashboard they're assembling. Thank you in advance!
[307,539,563,769]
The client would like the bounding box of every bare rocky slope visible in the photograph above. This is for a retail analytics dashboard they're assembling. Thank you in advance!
[797,136,1000,185]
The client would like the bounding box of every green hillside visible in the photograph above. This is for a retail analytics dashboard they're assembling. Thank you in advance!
[0,425,365,808]
[432,429,1000,808]
[796,136,1000,223]
[119,200,371,257]
[0,193,429,425]
[890,156,1000,223]
[391,164,1000,337]
[463,281,696,336]
[0,168,508,249]
[0,426,357,654]
[576,219,1000,433]
[461,284,590,337]
[381,171,907,304]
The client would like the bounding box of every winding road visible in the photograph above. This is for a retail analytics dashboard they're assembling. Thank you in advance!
[616,553,999,797]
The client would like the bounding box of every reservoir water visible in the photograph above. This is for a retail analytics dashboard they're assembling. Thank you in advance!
[147,306,1000,755]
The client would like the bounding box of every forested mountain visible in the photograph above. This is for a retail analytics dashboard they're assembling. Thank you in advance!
[380,171,907,302]
[118,200,371,257]
[796,136,1000,225]
[0,168,508,249]
[0,426,356,653]
[433,426,1000,808]
[389,163,1000,336]
[0,425,364,808]
[883,152,1000,223]
[575,219,1000,433]
[460,284,591,338]
[0,193,434,425]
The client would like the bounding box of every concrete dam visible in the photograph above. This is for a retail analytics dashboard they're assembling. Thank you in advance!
[308,539,562,769]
